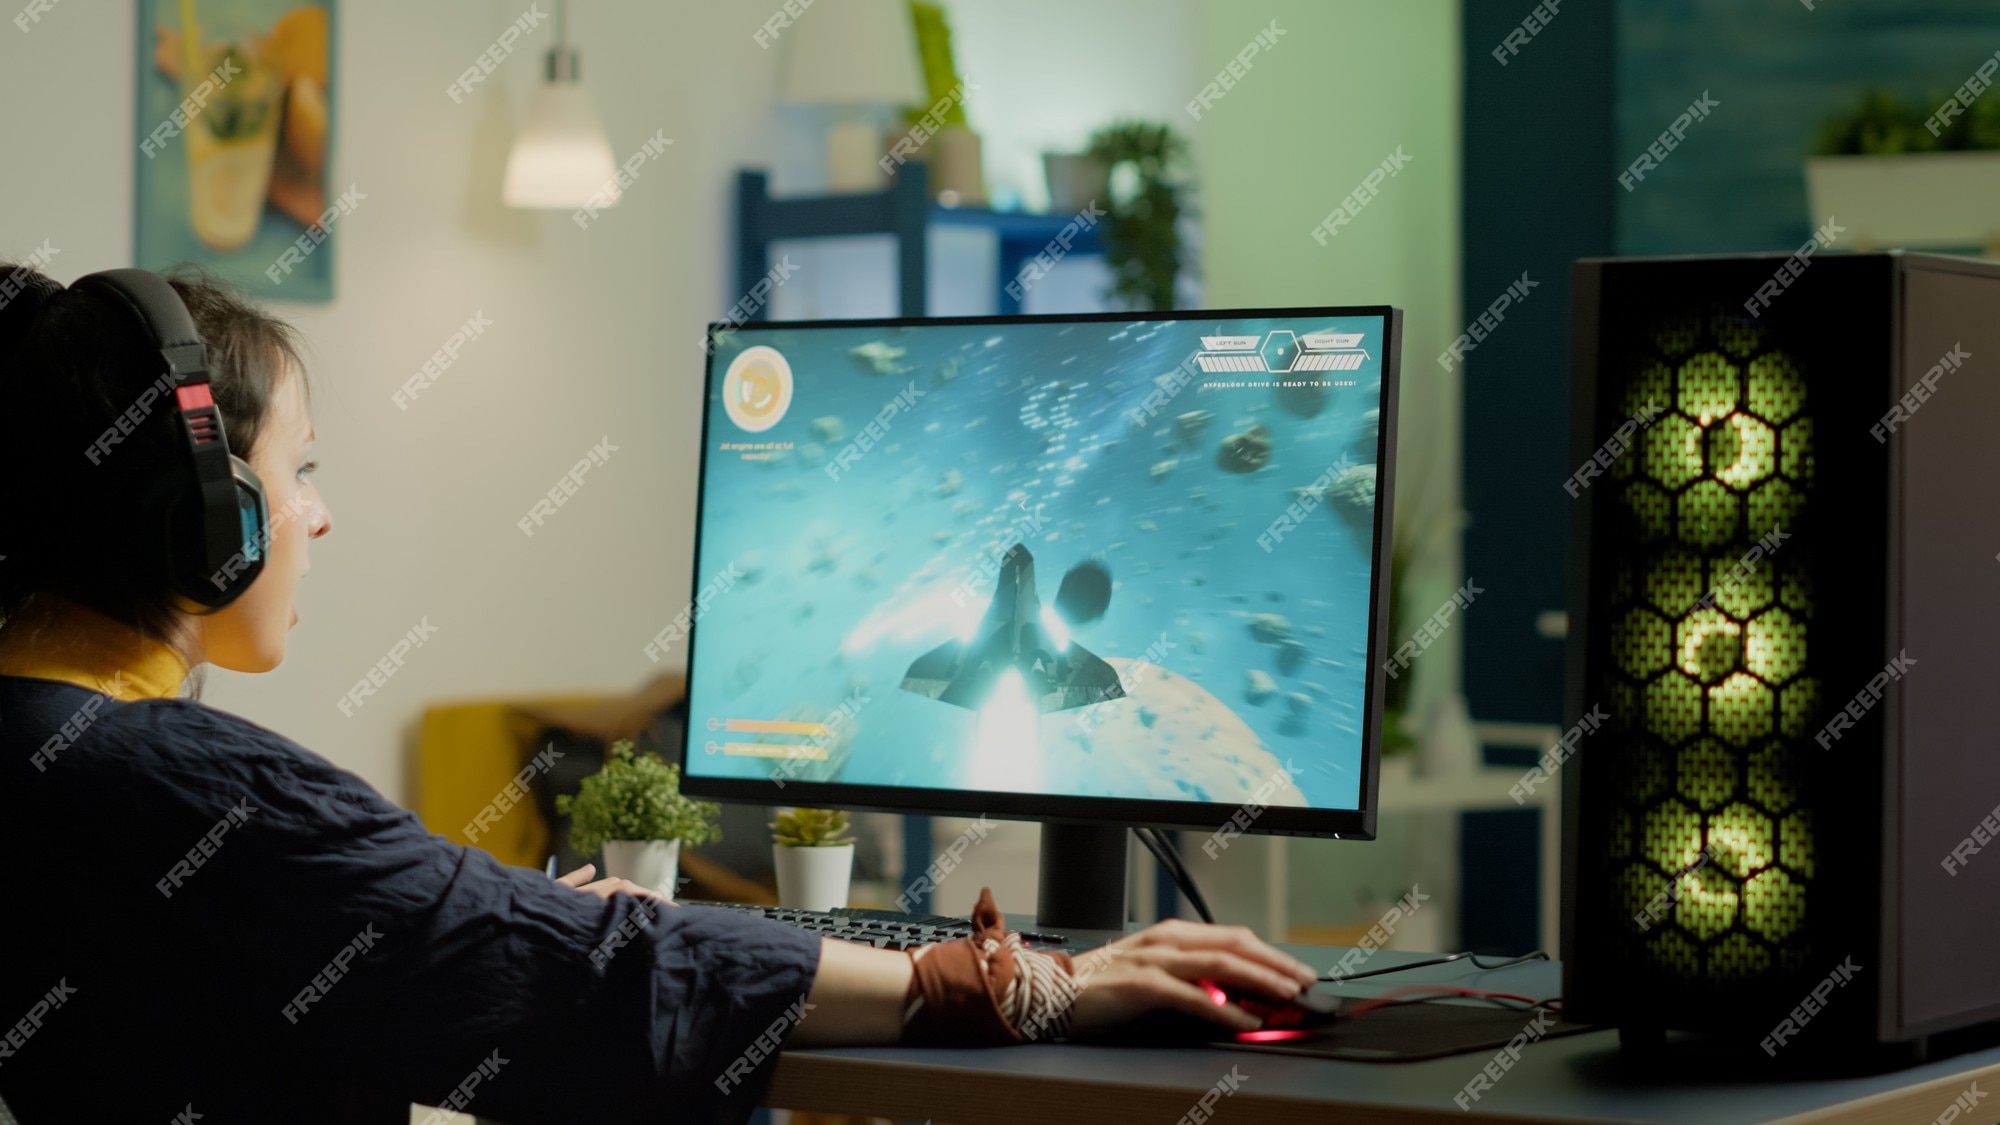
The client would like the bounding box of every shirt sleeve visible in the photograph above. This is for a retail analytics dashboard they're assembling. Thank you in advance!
[83,699,823,1124]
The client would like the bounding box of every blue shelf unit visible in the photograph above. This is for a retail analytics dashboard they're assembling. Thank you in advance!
[734,165,1104,318]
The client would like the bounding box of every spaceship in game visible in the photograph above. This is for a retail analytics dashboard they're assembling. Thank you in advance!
[901,545,1125,715]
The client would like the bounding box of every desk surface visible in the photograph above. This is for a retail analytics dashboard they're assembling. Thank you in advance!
[768,947,2000,1124]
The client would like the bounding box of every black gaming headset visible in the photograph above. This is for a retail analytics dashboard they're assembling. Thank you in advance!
[69,269,269,610]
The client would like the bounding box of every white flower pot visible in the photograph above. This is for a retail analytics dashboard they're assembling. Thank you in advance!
[773,843,855,912]
[601,839,681,900]
[1805,151,2000,250]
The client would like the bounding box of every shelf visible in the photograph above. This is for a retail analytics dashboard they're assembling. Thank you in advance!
[735,166,1104,317]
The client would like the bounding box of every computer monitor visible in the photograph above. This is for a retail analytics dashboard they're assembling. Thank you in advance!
[676,307,1401,926]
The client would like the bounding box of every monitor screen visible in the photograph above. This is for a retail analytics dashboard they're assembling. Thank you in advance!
[677,307,1398,837]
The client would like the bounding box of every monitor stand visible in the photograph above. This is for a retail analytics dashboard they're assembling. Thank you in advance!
[1036,823,1129,931]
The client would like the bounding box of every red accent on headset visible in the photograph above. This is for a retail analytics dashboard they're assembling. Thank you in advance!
[176,384,214,411]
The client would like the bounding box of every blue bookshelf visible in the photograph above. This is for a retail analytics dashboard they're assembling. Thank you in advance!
[734,165,1105,317]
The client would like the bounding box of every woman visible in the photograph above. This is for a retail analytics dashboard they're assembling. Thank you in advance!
[0,264,1318,1124]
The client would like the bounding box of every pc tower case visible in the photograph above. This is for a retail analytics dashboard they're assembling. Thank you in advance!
[1562,251,2000,1054]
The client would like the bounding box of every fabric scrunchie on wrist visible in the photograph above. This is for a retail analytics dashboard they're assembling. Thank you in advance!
[899,887,1080,1045]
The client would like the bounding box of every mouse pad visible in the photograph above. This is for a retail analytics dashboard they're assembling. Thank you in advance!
[1210,1004,1598,1063]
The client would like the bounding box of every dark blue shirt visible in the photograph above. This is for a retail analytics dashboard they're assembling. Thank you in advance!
[0,675,822,1124]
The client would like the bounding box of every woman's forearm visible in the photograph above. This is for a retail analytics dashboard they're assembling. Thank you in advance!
[789,938,916,1047]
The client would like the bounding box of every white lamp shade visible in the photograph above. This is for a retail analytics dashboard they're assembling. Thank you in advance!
[503,81,620,209]
[781,0,925,107]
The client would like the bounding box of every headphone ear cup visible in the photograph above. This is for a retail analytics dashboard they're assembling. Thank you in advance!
[215,454,269,603]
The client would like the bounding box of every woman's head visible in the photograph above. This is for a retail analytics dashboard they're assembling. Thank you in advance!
[0,262,331,681]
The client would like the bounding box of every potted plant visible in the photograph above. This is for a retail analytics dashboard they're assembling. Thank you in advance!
[1806,86,2000,251]
[1085,120,1192,311]
[556,740,722,900]
[770,807,857,911]
[897,1,983,204]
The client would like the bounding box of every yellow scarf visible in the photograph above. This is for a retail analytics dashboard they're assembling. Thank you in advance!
[0,594,190,701]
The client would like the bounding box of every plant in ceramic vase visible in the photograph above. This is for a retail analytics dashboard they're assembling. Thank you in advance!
[557,740,722,900]
[1085,120,1191,311]
[770,807,857,912]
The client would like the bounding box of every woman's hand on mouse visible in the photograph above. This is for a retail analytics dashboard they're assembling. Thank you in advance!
[1062,918,1319,1036]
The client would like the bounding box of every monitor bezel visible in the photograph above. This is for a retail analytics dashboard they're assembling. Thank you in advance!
[677,304,1399,840]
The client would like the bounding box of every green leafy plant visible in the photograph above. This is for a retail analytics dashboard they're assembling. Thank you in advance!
[903,2,968,128]
[770,807,856,848]
[556,741,722,855]
[1085,120,1191,311]
[1815,86,2000,155]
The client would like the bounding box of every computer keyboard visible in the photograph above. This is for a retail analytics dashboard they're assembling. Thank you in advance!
[685,901,1070,951]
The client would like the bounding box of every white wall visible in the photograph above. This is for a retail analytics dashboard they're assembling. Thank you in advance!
[3,0,787,803]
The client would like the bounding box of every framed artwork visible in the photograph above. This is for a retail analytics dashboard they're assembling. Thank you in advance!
[135,0,337,300]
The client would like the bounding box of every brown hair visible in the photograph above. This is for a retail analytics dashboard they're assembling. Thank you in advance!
[0,262,310,691]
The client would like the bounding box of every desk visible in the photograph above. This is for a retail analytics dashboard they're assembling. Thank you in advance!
[767,948,2000,1123]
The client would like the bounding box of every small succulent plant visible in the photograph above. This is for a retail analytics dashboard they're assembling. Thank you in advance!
[770,807,856,848]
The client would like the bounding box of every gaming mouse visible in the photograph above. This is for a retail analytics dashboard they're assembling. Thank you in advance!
[1100,981,1344,1044]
